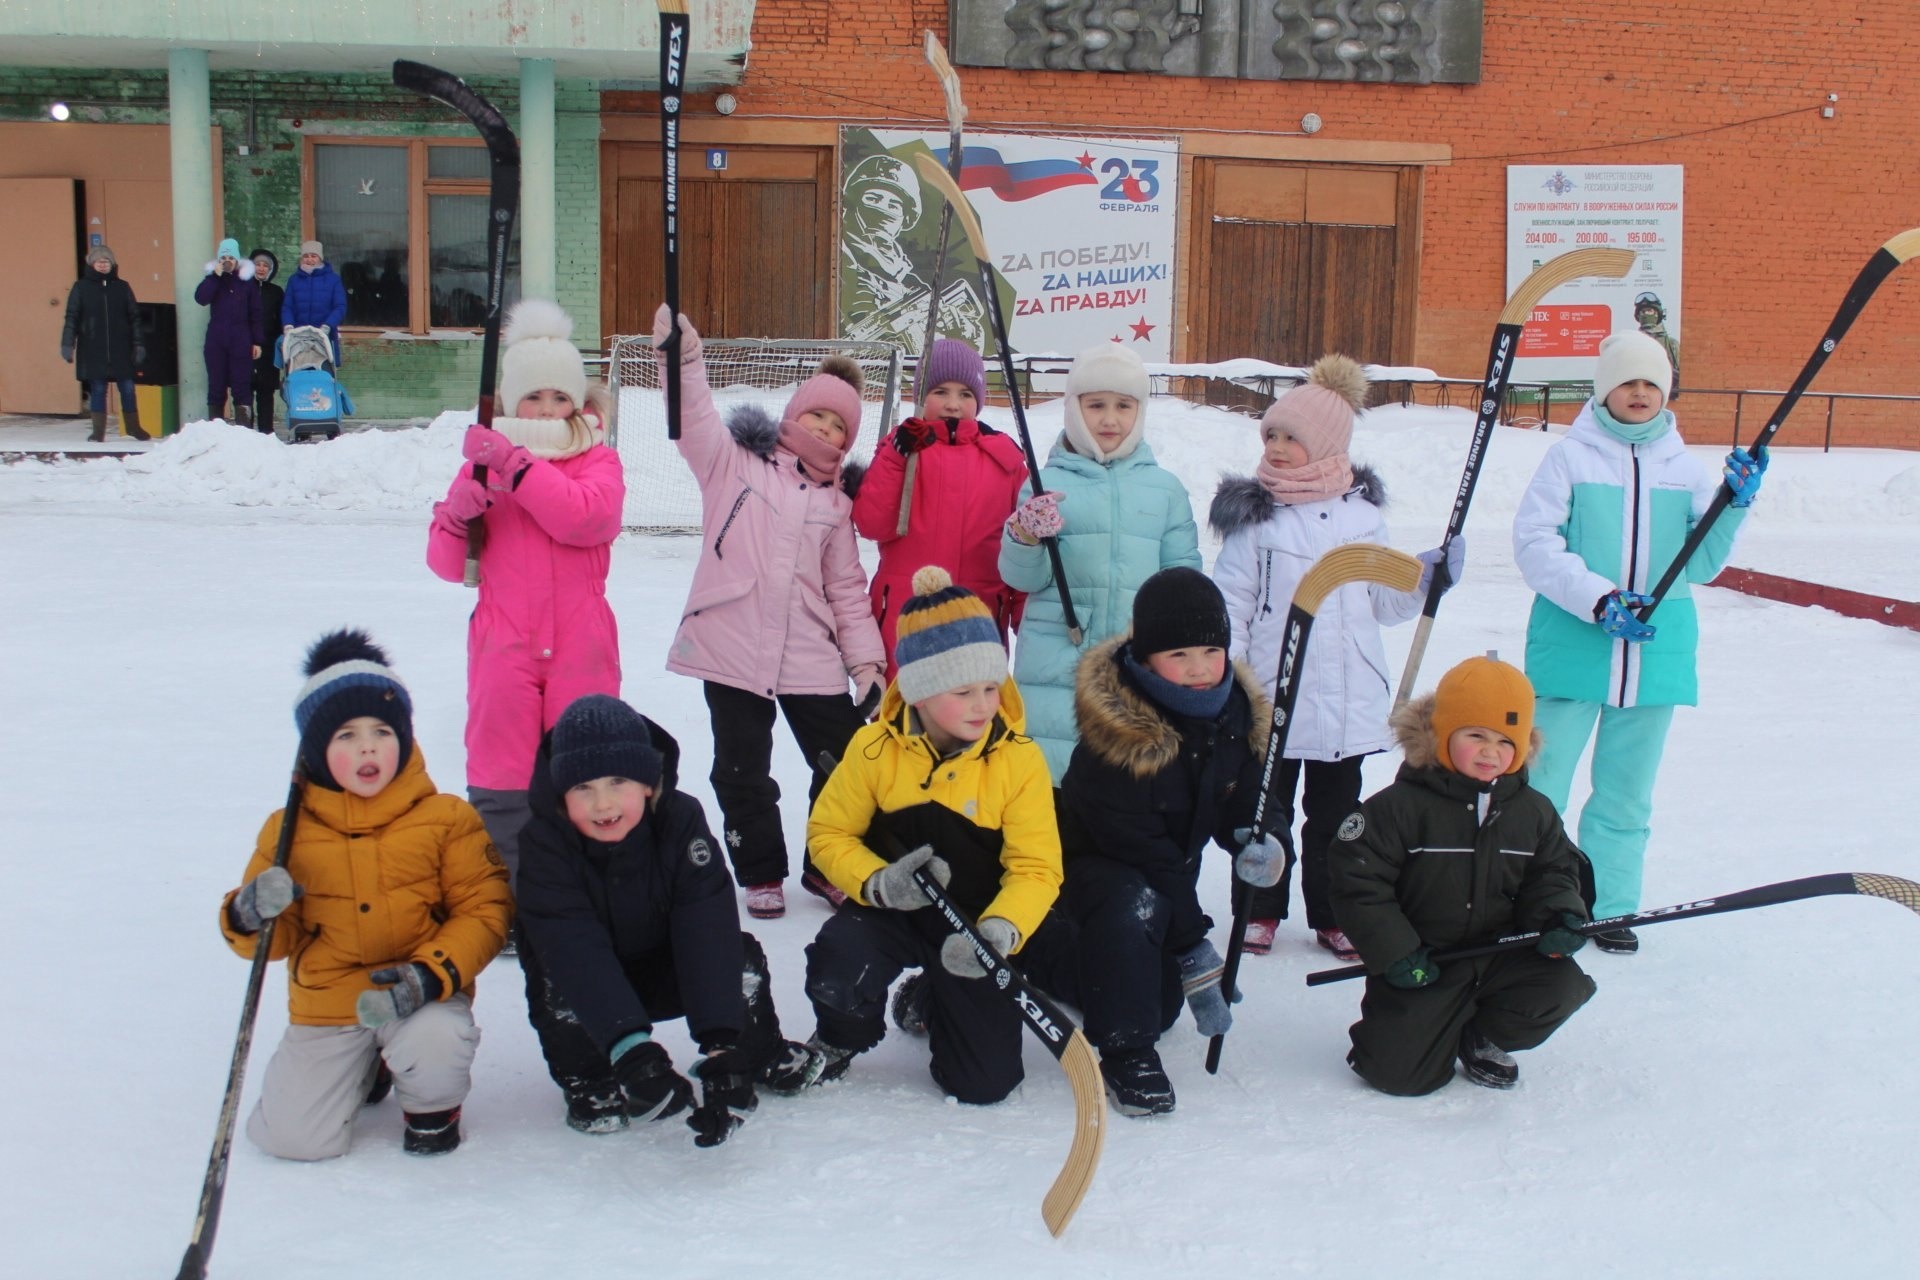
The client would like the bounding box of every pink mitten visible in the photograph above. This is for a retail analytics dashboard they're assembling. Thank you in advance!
[651,303,704,365]
[1007,491,1065,545]
[437,473,491,524]
[462,426,532,491]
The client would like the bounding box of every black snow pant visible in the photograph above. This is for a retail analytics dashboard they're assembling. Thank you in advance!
[205,340,253,419]
[521,931,787,1096]
[702,680,864,887]
[1058,856,1188,1054]
[253,364,279,434]
[804,904,1073,1106]
[1347,950,1596,1097]
[1244,754,1368,930]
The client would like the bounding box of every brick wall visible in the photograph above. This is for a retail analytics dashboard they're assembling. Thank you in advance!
[630,0,1920,448]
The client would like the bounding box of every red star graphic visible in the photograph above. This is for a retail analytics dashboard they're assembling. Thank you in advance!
[1075,150,1095,169]
[1128,316,1155,341]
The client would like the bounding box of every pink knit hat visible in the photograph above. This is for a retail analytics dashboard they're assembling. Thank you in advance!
[782,355,865,451]
[1259,354,1369,462]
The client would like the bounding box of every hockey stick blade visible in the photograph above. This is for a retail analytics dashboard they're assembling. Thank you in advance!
[1305,872,1920,986]
[1208,545,1422,1075]
[912,866,1104,1238]
[911,152,1086,642]
[1393,246,1634,707]
[1640,226,1920,620]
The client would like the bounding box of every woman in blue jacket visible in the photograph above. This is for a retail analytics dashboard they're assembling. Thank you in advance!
[281,239,348,364]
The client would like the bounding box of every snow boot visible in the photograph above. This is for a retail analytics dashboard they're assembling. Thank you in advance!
[800,864,848,908]
[1315,927,1360,962]
[402,1106,463,1155]
[562,1080,629,1134]
[363,1060,393,1106]
[760,1039,830,1095]
[1593,927,1639,954]
[890,971,930,1038]
[87,411,108,443]
[1458,1024,1518,1090]
[1101,1046,1176,1117]
[122,401,152,441]
[795,1034,856,1088]
[233,404,253,429]
[744,882,786,920]
[1243,918,1278,956]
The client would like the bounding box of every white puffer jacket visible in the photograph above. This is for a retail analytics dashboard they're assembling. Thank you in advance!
[1208,468,1422,762]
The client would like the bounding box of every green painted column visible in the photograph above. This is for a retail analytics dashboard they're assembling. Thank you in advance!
[168,48,214,418]
[519,58,556,302]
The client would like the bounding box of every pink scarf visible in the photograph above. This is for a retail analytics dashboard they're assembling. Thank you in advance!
[1256,453,1353,505]
[778,418,845,486]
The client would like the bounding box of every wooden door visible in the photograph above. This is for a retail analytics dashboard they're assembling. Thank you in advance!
[101,179,173,302]
[602,143,833,341]
[0,178,84,414]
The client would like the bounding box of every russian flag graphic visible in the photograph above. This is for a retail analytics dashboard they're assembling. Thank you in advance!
[933,146,1099,202]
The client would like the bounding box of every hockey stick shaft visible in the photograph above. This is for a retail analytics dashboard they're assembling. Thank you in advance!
[659,0,689,440]
[911,153,1084,643]
[1394,247,1634,706]
[175,767,305,1280]
[392,61,520,588]
[1640,227,1920,620]
[1304,871,1920,986]
[1207,545,1422,1075]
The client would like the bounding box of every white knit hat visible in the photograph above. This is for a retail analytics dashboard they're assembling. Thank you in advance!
[1593,330,1672,404]
[1062,342,1151,461]
[497,299,588,413]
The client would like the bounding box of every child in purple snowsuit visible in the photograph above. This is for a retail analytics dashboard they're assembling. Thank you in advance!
[193,237,262,425]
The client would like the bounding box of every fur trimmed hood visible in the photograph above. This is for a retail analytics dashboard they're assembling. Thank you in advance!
[1391,692,1542,771]
[1207,462,1385,539]
[1072,634,1272,780]
[724,402,863,498]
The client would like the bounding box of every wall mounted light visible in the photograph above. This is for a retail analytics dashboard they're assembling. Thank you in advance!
[715,92,738,115]
[49,101,70,121]
[1300,112,1322,134]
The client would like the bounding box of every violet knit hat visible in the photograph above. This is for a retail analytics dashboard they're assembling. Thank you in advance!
[915,339,987,412]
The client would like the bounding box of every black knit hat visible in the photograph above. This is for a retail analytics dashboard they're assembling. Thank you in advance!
[1131,567,1230,657]
[294,629,414,790]
[550,695,663,794]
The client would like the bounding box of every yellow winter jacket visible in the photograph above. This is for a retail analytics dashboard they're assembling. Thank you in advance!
[807,677,1061,947]
[219,750,513,1026]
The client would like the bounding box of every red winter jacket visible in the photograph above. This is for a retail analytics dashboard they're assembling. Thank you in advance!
[851,417,1028,677]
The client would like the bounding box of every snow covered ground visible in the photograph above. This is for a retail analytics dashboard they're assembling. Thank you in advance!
[3,399,1918,1279]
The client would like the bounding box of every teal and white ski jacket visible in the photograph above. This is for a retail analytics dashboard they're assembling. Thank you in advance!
[1512,403,1745,708]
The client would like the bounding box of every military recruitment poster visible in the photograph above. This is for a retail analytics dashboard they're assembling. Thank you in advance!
[838,127,1179,361]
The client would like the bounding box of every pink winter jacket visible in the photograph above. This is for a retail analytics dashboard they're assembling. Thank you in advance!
[427,445,625,786]
[665,357,885,697]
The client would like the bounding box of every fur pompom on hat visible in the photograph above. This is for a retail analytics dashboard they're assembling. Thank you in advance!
[497,298,589,415]
[1260,354,1367,463]
[293,628,414,790]
[1062,341,1151,462]
[1431,655,1534,777]
[915,339,987,413]
[549,695,663,795]
[1593,330,1673,404]
[893,565,1007,707]
[782,354,866,450]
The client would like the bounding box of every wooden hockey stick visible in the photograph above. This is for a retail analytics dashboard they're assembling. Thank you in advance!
[912,152,1084,643]
[1305,872,1920,986]
[1392,247,1634,707]
[1206,544,1422,1075]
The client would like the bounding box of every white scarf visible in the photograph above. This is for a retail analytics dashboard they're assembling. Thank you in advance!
[490,410,605,460]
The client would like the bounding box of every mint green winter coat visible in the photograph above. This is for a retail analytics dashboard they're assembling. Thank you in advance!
[999,433,1200,779]
[1512,403,1745,708]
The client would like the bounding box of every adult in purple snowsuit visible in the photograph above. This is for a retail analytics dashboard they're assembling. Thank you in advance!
[281,240,348,365]
[193,237,262,424]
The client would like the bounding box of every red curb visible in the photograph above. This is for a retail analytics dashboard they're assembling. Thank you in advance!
[1711,567,1920,633]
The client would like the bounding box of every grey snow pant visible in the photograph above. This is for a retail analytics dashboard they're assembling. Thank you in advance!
[469,787,532,895]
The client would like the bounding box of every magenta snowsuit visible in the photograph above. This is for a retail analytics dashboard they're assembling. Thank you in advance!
[427,445,626,792]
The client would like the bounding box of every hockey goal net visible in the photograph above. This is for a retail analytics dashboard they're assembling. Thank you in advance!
[607,336,905,533]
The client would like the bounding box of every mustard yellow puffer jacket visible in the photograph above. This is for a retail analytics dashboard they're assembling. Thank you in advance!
[807,677,1061,946]
[219,751,513,1026]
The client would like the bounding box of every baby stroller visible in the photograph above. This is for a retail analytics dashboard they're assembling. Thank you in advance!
[277,325,354,441]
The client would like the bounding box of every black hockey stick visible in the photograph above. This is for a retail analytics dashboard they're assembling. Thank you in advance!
[912,152,1085,643]
[174,766,305,1280]
[1393,247,1634,707]
[1639,227,1920,622]
[1206,544,1422,1075]
[393,60,520,588]
[1306,872,1920,987]
[658,0,689,439]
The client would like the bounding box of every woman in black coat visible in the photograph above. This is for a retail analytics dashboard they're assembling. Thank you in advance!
[249,248,285,436]
[60,245,149,441]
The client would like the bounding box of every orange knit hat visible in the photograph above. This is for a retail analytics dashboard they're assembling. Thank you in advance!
[1431,656,1534,776]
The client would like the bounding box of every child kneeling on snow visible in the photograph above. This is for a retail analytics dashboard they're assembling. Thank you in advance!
[515,694,819,1147]
[1328,656,1596,1096]
[1055,567,1285,1116]
[220,630,512,1159]
[799,567,1065,1104]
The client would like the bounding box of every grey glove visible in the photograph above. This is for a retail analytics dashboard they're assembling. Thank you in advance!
[863,844,951,911]
[1416,535,1467,596]
[939,916,1019,979]
[1229,827,1289,888]
[229,866,302,934]
[1177,939,1239,1036]
[355,962,442,1028]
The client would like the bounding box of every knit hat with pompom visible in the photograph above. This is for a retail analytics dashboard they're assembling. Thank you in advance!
[1259,353,1368,462]
[892,566,1006,705]
[293,628,414,791]
[782,354,866,451]
[497,298,588,413]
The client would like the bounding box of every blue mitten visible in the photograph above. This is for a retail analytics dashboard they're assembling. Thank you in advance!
[1229,827,1288,888]
[1725,445,1769,507]
[229,866,303,934]
[355,962,442,1028]
[1595,590,1657,643]
[1176,940,1239,1037]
